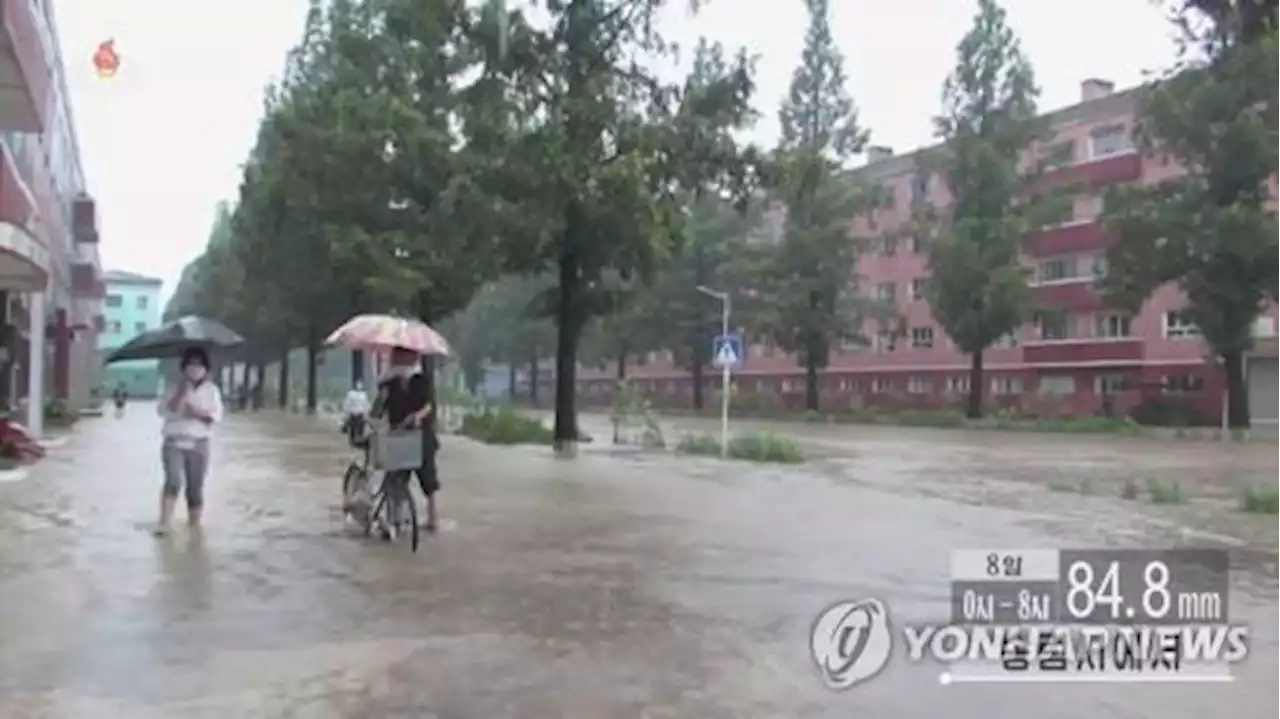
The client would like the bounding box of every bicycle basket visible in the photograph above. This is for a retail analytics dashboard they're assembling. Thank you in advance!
[373,429,423,471]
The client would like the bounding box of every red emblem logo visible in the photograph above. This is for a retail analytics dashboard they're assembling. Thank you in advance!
[93,39,120,79]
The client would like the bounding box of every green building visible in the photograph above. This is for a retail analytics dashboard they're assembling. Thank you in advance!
[98,270,164,398]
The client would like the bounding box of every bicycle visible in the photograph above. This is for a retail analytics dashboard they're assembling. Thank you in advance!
[341,420,420,552]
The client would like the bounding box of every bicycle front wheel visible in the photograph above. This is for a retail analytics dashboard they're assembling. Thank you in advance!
[392,482,420,553]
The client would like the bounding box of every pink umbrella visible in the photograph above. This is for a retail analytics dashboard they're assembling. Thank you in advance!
[325,314,452,356]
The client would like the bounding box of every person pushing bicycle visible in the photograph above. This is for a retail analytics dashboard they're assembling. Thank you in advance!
[370,347,441,535]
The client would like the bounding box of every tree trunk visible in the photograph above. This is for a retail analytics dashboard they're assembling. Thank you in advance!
[1223,349,1250,429]
[252,361,265,410]
[305,329,319,415]
[507,363,517,399]
[966,350,985,419]
[350,350,364,386]
[804,353,820,413]
[615,354,626,380]
[277,349,290,409]
[529,353,540,405]
[691,243,709,411]
[553,240,583,457]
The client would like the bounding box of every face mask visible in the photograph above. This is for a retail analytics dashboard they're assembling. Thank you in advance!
[185,365,207,383]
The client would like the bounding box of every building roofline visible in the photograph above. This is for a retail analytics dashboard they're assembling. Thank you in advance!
[850,84,1143,182]
[103,269,164,286]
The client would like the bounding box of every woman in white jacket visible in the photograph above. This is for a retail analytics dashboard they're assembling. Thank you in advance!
[154,347,224,536]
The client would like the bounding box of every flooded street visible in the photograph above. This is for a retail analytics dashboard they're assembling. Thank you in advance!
[0,406,1275,717]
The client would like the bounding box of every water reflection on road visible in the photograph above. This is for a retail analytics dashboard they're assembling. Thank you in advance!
[0,404,1273,717]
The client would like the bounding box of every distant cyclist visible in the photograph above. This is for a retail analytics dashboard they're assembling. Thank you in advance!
[112,382,129,418]
[341,380,371,447]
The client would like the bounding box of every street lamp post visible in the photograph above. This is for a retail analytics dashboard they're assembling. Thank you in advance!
[697,285,731,458]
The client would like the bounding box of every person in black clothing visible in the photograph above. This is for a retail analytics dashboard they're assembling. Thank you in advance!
[371,346,440,534]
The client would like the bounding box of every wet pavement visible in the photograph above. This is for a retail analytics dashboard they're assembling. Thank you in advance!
[0,404,1275,717]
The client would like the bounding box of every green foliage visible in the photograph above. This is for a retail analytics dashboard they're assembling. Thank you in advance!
[167,0,502,412]
[924,0,1051,419]
[757,0,879,413]
[1099,0,1278,428]
[1240,486,1279,514]
[676,430,805,464]
[1146,479,1187,505]
[468,1,761,447]
[1127,398,1208,427]
[610,380,665,448]
[44,398,77,426]
[458,407,554,445]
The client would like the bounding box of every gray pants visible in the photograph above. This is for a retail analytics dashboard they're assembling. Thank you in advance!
[161,437,210,509]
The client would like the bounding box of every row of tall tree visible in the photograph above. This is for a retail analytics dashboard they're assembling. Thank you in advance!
[169,0,1276,436]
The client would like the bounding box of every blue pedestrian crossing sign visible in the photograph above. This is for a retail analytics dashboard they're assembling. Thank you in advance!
[712,334,743,369]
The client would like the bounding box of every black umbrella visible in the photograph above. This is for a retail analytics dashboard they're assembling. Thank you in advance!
[104,315,245,364]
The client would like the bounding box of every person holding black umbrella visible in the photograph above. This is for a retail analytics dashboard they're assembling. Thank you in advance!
[154,347,224,536]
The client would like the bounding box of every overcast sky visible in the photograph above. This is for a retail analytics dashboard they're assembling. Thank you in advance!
[54,0,1179,300]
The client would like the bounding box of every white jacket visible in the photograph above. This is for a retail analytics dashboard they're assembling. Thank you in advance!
[158,380,224,440]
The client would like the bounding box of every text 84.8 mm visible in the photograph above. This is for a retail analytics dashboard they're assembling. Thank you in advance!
[1056,549,1230,625]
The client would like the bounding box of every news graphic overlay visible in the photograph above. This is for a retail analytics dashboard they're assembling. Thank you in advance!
[944,548,1247,683]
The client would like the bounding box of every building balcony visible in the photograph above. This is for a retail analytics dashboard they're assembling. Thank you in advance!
[71,261,103,299]
[1027,220,1108,257]
[0,0,50,132]
[1030,279,1104,312]
[73,195,98,244]
[1028,152,1143,195]
[1023,338,1144,365]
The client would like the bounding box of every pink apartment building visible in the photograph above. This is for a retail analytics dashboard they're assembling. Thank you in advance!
[572,79,1278,429]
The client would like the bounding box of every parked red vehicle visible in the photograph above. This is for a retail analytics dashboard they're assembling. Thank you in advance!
[0,419,45,464]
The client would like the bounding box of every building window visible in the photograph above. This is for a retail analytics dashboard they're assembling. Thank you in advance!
[836,377,856,392]
[871,377,890,393]
[1095,313,1131,338]
[874,331,896,353]
[1089,124,1133,159]
[136,296,148,310]
[1252,315,1277,339]
[875,282,896,303]
[990,333,1019,349]
[910,233,931,254]
[1091,255,1108,278]
[1162,374,1204,394]
[1041,139,1076,170]
[1163,310,1200,339]
[880,236,897,257]
[134,322,146,334]
[1038,256,1080,282]
[105,294,122,308]
[910,174,930,204]
[1038,313,1073,341]
[945,376,969,394]
[910,327,934,348]
[108,320,121,333]
[838,336,863,353]
[991,376,1022,394]
[1039,375,1076,395]
[909,278,927,301]
[1095,373,1126,394]
[908,376,931,394]
[781,378,798,393]
[879,184,897,210]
